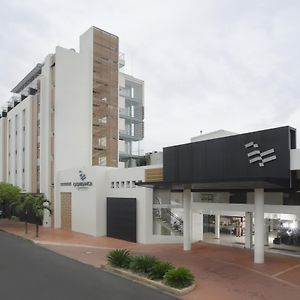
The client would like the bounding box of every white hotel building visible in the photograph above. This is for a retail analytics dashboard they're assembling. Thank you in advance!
[1,27,300,264]
[0,26,144,226]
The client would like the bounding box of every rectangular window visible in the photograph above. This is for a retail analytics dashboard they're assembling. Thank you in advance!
[37,142,40,159]
[99,137,107,147]
[99,116,107,124]
[98,156,106,166]
[111,182,115,189]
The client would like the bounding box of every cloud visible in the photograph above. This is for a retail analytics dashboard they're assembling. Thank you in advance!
[1,0,300,152]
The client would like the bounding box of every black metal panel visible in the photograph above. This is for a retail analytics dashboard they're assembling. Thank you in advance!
[163,126,294,189]
[107,197,136,243]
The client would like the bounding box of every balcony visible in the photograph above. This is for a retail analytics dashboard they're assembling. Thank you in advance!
[119,130,142,142]
[119,108,144,123]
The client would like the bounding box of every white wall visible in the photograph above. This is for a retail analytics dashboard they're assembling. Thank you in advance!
[106,166,152,243]
[107,166,182,244]
[54,45,92,172]
[40,54,54,200]
[290,149,300,170]
[191,129,236,143]
[0,117,7,182]
[56,166,108,236]
[6,97,33,191]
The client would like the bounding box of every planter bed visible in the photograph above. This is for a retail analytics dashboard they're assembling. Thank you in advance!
[101,264,196,296]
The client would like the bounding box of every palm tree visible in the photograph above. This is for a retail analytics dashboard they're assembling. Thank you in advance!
[30,194,51,238]
[14,193,33,234]
[14,193,51,237]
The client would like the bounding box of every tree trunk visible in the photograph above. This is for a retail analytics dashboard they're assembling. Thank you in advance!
[36,223,39,238]
[25,211,28,234]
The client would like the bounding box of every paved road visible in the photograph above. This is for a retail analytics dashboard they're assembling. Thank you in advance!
[0,231,177,300]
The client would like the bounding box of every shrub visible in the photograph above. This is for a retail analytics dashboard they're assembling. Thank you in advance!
[163,267,195,289]
[107,249,131,268]
[10,215,20,222]
[129,255,159,274]
[148,261,175,280]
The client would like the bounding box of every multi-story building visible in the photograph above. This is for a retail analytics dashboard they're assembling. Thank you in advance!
[0,26,144,225]
[2,27,300,266]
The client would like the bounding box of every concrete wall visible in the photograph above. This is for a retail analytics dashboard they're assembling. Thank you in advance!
[6,96,33,191]
[0,117,7,182]
[191,129,236,143]
[56,166,108,236]
[40,54,54,201]
[54,45,92,172]
[106,166,152,243]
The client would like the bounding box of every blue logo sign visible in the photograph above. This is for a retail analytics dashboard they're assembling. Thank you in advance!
[79,170,86,181]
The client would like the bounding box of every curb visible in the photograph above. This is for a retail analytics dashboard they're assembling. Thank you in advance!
[101,264,196,297]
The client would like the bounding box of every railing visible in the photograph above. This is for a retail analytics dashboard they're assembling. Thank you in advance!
[153,207,183,235]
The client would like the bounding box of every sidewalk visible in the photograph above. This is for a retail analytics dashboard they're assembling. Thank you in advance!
[1,219,300,300]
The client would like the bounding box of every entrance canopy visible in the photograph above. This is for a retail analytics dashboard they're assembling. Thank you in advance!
[139,126,297,191]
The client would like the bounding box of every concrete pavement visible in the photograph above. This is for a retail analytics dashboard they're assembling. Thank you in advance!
[1,219,300,300]
[0,230,177,300]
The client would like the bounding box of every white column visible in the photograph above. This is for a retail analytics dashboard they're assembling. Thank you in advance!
[254,188,264,263]
[199,211,203,241]
[183,189,192,251]
[215,213,220,239]
[245,212,253,249]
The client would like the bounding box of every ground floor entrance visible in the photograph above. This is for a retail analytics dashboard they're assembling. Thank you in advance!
[152,188,300,263]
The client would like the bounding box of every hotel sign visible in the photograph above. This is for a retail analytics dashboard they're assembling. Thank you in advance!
[60,170,93,189]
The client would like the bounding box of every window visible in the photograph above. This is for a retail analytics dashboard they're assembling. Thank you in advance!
[201,193,214,202]
[126,181,130,188]
[37,119,40,136]
[121,181,125,188]
[116,182,119,188]
[132,181,136,188]
[111,182,115,189]
[99,137,107,147]
[37,142,40,159]
[98,156,106,166]
[99,116,107,124]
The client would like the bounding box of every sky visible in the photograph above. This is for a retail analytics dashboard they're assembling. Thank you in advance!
[1,0,300,152]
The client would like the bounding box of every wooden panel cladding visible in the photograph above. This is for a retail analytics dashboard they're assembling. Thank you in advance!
[61,192,72,231]
[92,27,118,167]
[145,168,164,182]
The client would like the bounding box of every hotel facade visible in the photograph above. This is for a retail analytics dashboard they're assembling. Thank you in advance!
[1,27,300,264]
[0,26,144,226]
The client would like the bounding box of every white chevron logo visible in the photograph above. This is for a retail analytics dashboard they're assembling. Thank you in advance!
[244,141,277,167]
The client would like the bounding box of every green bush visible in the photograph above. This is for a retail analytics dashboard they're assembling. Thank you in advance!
[129,255,159,274]
[10,216,20,222]
[163,267,195,289]
[148,261,175,280]
[107,249,131,268]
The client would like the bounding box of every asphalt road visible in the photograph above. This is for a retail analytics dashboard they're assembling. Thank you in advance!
[0,231,177,300]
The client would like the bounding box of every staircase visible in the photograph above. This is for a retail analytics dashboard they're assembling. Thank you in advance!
[153,207,183,236]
